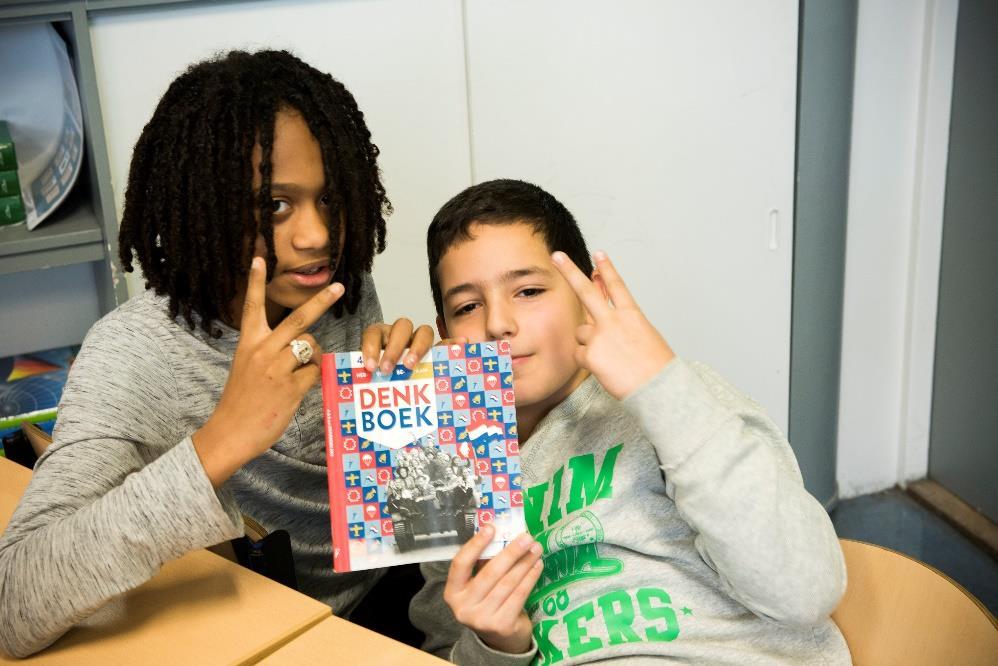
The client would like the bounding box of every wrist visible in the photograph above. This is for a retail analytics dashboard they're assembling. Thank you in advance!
[478,631,532,655]
[643,347,676,387]
[192,419,243,488]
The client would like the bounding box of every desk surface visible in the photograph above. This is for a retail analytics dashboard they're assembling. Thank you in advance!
[0,455,444,666]
[259,615,447,665]
[0,455,32,528]
[0,548,331,665]
[0,457,331,664]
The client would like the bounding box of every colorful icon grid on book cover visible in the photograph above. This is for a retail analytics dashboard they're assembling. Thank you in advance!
[322,341,525,572]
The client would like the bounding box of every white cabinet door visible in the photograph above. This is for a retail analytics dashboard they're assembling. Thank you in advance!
[89,0,471,328]
[91,0,797,429]
[465,0,798,429]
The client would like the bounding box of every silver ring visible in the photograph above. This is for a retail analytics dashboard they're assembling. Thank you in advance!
[290,339,313,366]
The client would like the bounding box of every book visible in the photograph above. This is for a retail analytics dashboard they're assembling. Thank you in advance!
[0,345,79,439]
[0,120,15,171]
[322,341,525,572]
[0,169,20,197]
[0,121,25,226]
[0,194,25,225]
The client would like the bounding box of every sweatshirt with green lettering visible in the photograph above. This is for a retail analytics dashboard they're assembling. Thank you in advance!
[410,358,850,665]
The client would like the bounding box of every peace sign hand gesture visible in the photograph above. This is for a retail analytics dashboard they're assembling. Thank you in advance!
[193,257,344,488]
[551,251,675,400]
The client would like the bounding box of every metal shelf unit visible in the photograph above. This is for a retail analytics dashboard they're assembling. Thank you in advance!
[0,0,136,314]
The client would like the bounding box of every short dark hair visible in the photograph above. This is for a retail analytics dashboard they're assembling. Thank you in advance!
[426,179,593,319]
[118,50,391,336]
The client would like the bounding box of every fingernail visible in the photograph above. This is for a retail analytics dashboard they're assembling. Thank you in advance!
[364,358,376,372]
[551,252,565,264]
[327,282,344,295]
[530,543,543,556]
[252,257,263,270]
[515,533,533,549]
[381,361,392,375]
[405,353,418,367]
[594,250,607,261]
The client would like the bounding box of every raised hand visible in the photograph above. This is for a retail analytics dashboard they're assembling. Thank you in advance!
[443,525,543,655]
[551,250,675,400]
[192,256,344,487]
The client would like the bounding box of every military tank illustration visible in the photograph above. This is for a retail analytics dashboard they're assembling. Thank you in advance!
[387,444,480,553]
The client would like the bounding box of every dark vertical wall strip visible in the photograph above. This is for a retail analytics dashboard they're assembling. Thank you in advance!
[789,0,858,509]
[929,0,998,522]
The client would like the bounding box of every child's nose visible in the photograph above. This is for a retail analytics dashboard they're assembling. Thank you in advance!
[292,205,330,250]
[485,302,517,340]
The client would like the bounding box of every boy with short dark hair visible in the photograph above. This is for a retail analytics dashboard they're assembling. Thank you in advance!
[410,179,849,664]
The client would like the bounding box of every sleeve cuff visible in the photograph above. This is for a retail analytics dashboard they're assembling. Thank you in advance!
[141,437,245,557]
[451,629,537,666]
[622,357,736,472]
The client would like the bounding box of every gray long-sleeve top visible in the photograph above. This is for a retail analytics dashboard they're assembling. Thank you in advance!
[0,277,382,658]
[411,361,850,665]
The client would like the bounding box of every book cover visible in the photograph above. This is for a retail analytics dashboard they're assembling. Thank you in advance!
[322,341,525,572]
[0,345,79,438]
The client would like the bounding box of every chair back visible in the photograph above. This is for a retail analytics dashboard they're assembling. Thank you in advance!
[833,539,998,665]
[21,422,53,457]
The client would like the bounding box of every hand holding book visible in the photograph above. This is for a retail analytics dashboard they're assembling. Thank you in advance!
[443,525,542,655]
[360,318,437,375]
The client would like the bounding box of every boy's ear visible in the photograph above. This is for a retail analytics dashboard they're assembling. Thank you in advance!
[436,315,449,340]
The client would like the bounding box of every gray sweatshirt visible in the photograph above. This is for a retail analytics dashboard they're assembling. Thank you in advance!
[410,360,850,665]
[0,277,383,658]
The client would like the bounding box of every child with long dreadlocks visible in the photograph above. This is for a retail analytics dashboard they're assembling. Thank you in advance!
[0,50,434,658]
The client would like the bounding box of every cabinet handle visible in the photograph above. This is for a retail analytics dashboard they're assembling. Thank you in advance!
[768,208,779,250]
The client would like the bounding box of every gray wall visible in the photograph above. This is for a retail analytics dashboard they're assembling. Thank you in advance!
[789,0,857,508]
[0,264,101,357]
[929,0,998,522]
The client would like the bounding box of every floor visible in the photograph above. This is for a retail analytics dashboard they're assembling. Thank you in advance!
[831,487,998,616]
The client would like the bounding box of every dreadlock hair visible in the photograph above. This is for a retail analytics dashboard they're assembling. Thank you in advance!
[426,179,593,319]
[119,49,391,336]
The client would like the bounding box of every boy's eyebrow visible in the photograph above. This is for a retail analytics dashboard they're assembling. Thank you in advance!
[443,266,553,301]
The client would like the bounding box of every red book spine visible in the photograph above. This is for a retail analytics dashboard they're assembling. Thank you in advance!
[321,353,351,572]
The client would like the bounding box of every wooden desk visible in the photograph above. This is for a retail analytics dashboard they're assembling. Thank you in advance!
[259,615,447,665]
[0,455,32,528]
[0,457,331,664]
[0,457,443,665]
